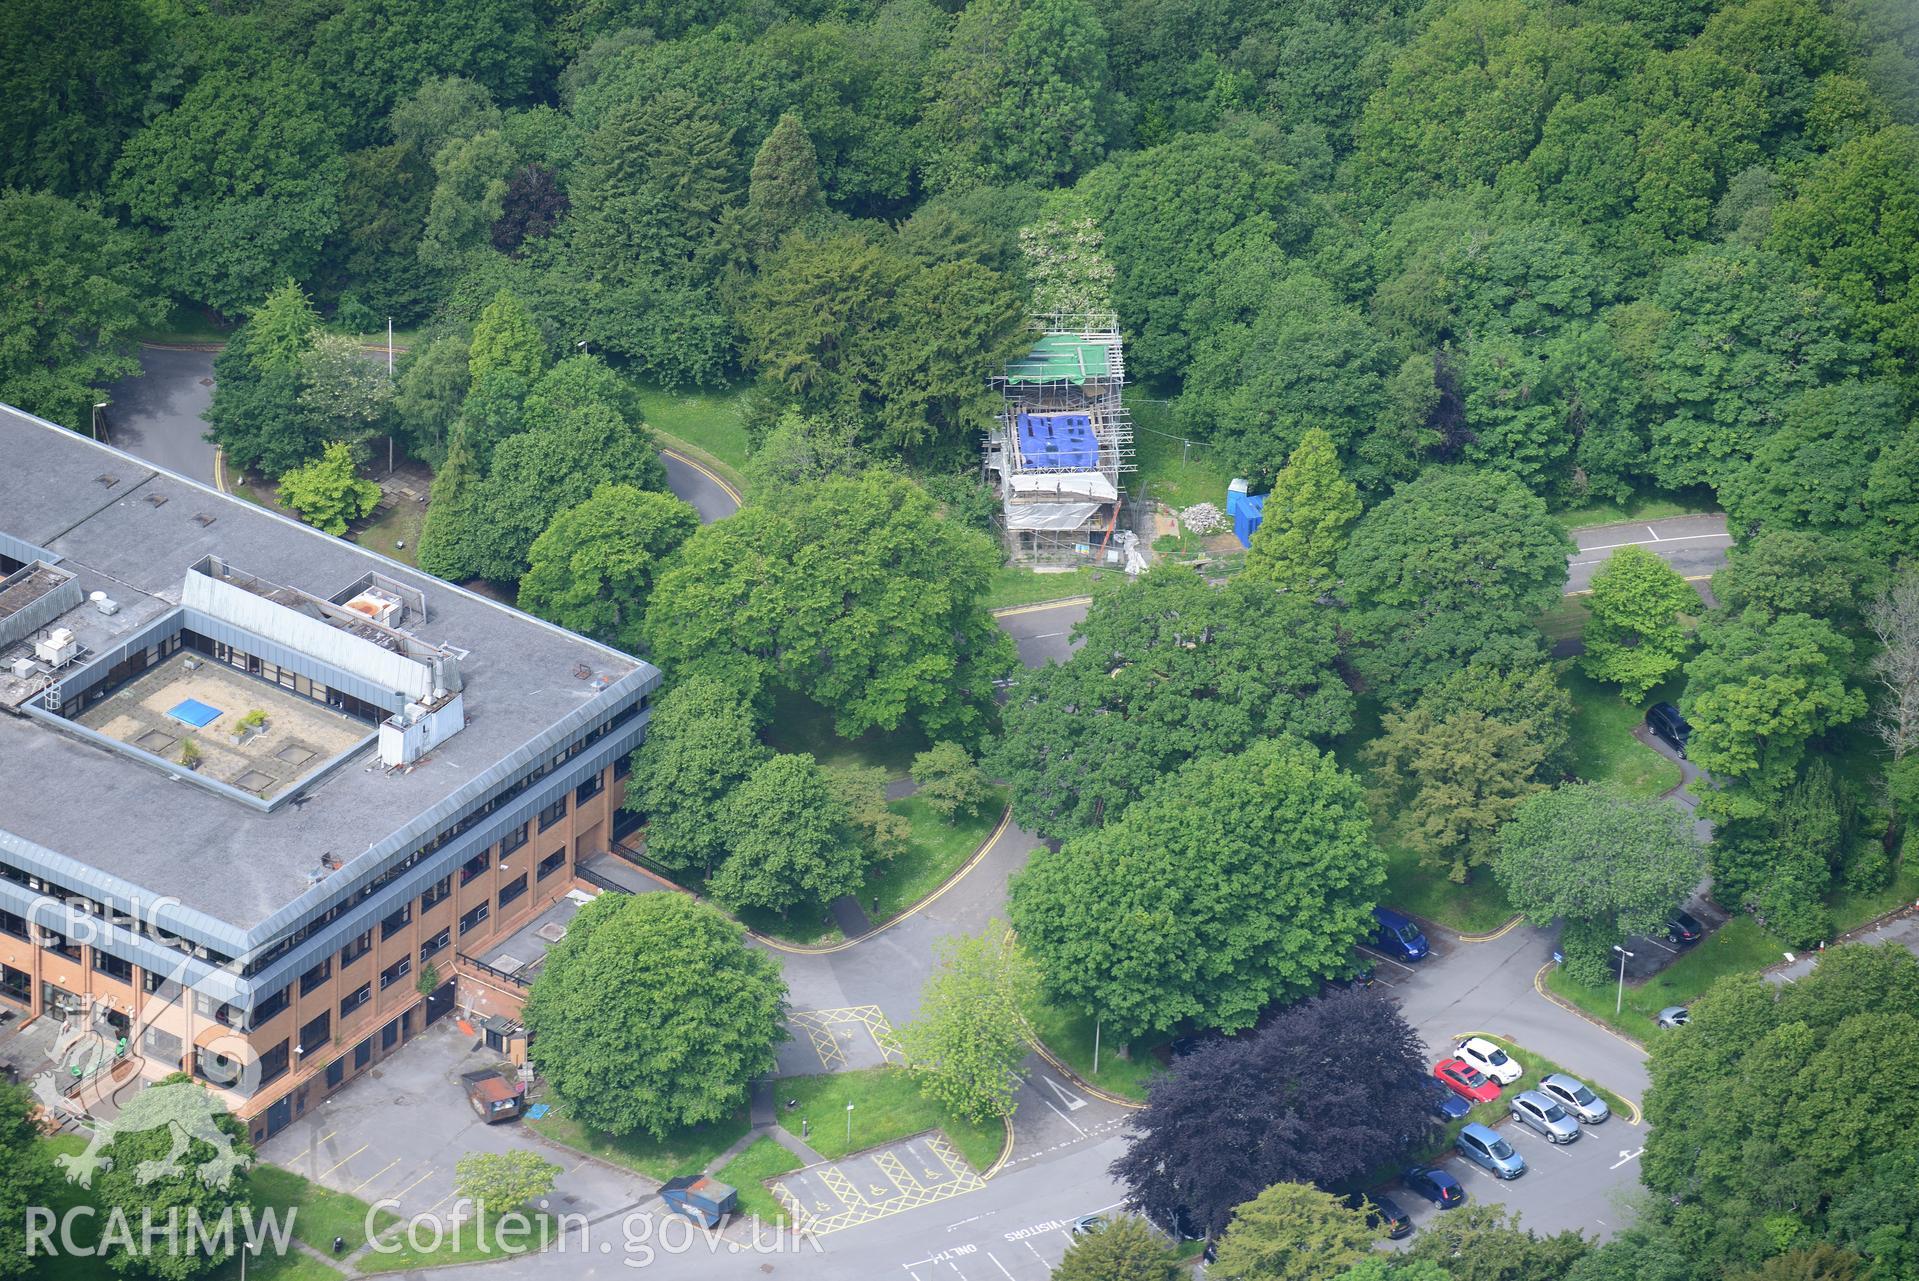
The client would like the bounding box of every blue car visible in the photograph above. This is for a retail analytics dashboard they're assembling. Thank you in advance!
[1427,1079,1472,1122]
[1456,1123,1527,1179]
[1372,907,1429,962]
[1401,1165,1466,1209]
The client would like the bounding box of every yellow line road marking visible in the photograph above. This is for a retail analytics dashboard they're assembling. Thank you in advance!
[350,1157,401,1192]
[317,1143,366,1178]
[659,446,743,507]
[992,596,1093,618]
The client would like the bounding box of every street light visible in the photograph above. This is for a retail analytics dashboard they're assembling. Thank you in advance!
[1612,945,1635,1016]
[845,1101,854,1146]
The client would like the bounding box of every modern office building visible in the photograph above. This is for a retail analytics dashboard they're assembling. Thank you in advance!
[0,405,659,1143]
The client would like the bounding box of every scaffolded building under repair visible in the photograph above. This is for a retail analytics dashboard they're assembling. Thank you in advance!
[983,315,1138,566]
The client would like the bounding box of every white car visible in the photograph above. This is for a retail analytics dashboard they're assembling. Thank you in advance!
[1455,1036,1522,1085]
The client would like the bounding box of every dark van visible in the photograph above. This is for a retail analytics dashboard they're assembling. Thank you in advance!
[1372,907,1429,962]
[1647,703,1691,756]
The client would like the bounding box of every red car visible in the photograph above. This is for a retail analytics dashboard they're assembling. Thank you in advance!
[1434,1057,1501,1103]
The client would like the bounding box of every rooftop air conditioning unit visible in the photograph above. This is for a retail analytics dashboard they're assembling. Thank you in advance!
[35,628,77,667]
[88,591,119,616]
[9,657,37,680]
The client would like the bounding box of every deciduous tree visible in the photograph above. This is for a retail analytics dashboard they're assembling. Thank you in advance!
[1051,1215,1180,1281]
[626,677,769,876]
[710,753,866,916]
[277,442,382,536]
[518,485,698,651]
[1209,1183,1380,1281]
[467,289,546,384]
[523,893,787,1139]
[453,1151,560,1215]
[1495,784,1705,943]
[1581,546,1700,699]
[910,743,992,824]
[0,1084,52,1280]
[900,924,1038,1122]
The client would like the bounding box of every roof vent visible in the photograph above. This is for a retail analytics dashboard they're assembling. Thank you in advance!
[193,513,217,527]
[95,473,118,488]
[145,493,168,507]
[88,591,119,616]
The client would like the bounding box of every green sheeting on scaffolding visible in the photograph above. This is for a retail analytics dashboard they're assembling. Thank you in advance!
[1003,334,1114,384]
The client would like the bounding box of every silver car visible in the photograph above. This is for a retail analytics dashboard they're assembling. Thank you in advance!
[1510,1090,1582,1144]
[1539,1073,1610,1124]
[1657,1006,1690,1028]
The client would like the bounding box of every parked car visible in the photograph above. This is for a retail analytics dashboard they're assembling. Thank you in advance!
[1539,1073,1610,1124]
[1455,1123,1527,1179]
[1434,1058,1501,1103]
[1648,703,1692,756]
[1334,955,1377,991]
[1401,1165,1466,1209]
[1455,1036,1523,1085]
[1344,1191,1414,1239]
[1071,1215,1106,1237]
[1427,1078,1473,1122]
[1510,1090,1583,1144]
[1666,910,1704,946]
[1657,1006,1690,1028]
[1371,907,1430,962]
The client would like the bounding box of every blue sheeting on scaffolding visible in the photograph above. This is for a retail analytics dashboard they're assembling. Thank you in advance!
[1016,412,1099,470]
[1228,490,1266,548]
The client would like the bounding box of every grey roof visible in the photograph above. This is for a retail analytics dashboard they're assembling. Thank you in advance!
[0,405,653,933]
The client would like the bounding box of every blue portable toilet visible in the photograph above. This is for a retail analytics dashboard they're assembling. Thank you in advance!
[1226,479,1266,549]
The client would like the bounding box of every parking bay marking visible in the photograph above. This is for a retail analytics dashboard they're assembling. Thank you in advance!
[1611,1147,1645,1170]
[1356,945,1417,975]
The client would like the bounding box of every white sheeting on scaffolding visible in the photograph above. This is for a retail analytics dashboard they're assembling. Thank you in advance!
[1005,502,1103,531]
[1006,471,1118,502]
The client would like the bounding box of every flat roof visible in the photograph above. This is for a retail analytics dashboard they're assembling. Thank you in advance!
[0,406,652,932]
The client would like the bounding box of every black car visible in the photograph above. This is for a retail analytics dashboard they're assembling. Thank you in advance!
[1666,909,1704,946]
[1647,702,1692,756]
[1343,1191,1414,1239]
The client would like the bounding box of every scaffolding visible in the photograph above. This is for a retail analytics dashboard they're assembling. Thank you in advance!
[983,317,1137,567]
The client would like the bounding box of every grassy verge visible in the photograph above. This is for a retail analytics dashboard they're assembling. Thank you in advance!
[1536,596,1592,646]
[246,1164,397,1258]
[634,384,753,488]
[1552,492,1712,533]
[1022,993,1166,1103]
[1545,916,1787,1041]
[779,1067,1005,1173]
[1381,843,1516,936]
[868,791,1006,923]
[1467,1036,1636,1122]
[135,302,232,346]
[1562,670,1683,800]
[716,1138,803,1224]
[524,1103,750,1184]
[357,1212,560,1273]
[762,690,928,778]
[984,565,1102,611]
[351,499,425,568]
[1827,854,1919,934]
[1126,393,1233,510]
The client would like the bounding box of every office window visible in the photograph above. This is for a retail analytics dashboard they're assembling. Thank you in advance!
[0,909,26,942]
[298,1012,330,1055]
[325,1059,345,1089]
[194,990,238,1027]
[419,928,450,962]
[380,902,411,941]
[379,955,412,991]
[459,851,490,886]
[143,971,180,1000]
[339,983,371,1020]
[537,849,566,881]
[498,874,528,910]
[256,1040,290,1088]
[40,931,81,962]
[420,874,452,911]
[458,902,489,935]
[141,1025,183,1065]
[614,753,632,781]
[500,823,528,855]
[300,958,331,996]
[537,795,567,832]
[576,771,604,804]
[340,930,372,967]
[250,987,289,1027]
[92,951,133,982]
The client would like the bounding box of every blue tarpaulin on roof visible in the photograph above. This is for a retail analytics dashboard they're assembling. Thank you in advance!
[1228,490,1265,548]
[1016,412,1099,470]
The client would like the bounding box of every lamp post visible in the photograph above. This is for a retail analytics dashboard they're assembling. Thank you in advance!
[845,1101,854,1147]
[92,402,109,443]
[1612,945,1635,1016]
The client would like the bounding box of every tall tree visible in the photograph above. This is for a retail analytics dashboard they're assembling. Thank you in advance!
[467,289,546,384]
[419,129,517,269]
[900,924,1039,1122]
[990,568,1352,840]
[1867,573,1919,772]
[625,676,769,876]
[1404,1205,1592,1281]
[519,485,698,652]
[1011,738,1384,1041]
[0,192,163,431]
[747,113,825,245]
[277,441,382,535]
[1051,1216,1180,1281]
[1244,428,1362,596]
[523,893,787,1139]
[0,0,152,196]
[1581,546,1701,699]
[710,753,866,915]
[245,280,324,376]
[1209,1184,1381,1281]
[1111,988,1433,1238]
[571,89,740,279]
[416,421,487,581]
[0,1083,52,1280]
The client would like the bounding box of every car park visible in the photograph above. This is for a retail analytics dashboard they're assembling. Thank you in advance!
[1401,1166,1466,1209]
[1371,907,1429,962]
[1510,1090,1582,1144]
[1455,1037,1523,1085]
[1538,1073,1610,1124]
[1434,1058,1501,1103]
[1657,1006,1690,1028]
[1344,1191,1413,1239]
[1648,702,1691,756]
[1455,1123,1527,1179]
[1666,910,1704,946]
[1427,1078,1472,1122]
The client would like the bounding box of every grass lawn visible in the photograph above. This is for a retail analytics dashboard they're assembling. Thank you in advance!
[762,690,928,778]
[1546,916,1787,1042]
[1381,842,1516,936]
[1827,854,1919,934]
[1467,1035,1637,1122]
[525,1104,750,1184]
[779,1067,1005,1174]
[867,791,1007,923]
[136,301,232,346]
[357,1211,560,1274]
[1536,596,1592,646]
[1552,491,1713,532]
[1022,993,1166,1103]
[716,1138,803,1224]
[634,383,753,492]
[351,498,425,568]
[1126,393,1234,511]
[245,1164,397,1258]
[1562,669,1683,800]
[984,565,1103,611]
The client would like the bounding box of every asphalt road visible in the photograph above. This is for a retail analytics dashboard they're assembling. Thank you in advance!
[661,448,741,525]
[1566,515,1729,593]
